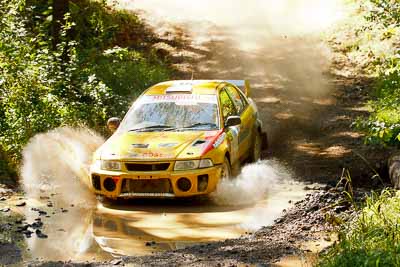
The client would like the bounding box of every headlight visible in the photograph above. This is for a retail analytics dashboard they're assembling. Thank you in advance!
[174,160,199,170]
[101,160,122,171]
[174,159,213,171]
[199,159,213,168]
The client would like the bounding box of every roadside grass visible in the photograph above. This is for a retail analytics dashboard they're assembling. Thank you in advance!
[319,189,400,267]
[321,4,400,262]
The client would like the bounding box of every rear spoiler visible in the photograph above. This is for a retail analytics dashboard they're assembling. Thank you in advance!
[225,80,251,97]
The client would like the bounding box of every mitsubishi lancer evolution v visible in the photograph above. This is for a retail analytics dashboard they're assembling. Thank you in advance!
[90,80,267,199]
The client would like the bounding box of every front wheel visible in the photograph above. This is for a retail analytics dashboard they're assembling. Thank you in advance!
[250,131,262,162]
[221,157,232,180]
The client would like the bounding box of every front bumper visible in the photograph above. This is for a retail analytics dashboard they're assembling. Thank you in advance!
[89,163,222,198]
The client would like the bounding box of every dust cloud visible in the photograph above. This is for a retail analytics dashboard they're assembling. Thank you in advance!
[211,160,291,205]
[115,0,344,37]
[21,127,104,207]
[113,0,347,145]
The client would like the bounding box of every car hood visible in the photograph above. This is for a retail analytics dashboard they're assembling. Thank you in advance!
[99,130,220,161]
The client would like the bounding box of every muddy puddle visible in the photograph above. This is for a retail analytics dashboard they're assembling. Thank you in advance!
[21,179,312,262]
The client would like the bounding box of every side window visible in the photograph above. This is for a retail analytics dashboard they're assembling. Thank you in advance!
[219,89,237,120]
[226,86,246,114]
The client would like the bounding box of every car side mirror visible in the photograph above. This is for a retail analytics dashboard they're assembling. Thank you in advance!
[107,117,121,133]
[225,116,241,127]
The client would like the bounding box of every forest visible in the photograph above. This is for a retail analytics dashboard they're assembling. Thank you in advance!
[0,0,173,184]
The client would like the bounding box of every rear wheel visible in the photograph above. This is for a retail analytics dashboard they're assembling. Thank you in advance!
[250,131,262,162]
[221,157,232,180]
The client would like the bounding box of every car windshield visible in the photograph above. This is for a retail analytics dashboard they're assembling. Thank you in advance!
[118,94,219,132]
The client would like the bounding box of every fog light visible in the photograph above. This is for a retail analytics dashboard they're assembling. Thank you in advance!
[177,177,191,192]
[92,174,101,190]
[103,177,116,192]
[197,175,208,192]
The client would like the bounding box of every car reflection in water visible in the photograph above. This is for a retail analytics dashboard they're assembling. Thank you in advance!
[92,212,188,255]
[90,199,250,257]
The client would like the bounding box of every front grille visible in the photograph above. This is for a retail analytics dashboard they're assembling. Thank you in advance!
[121,179,173,194]
[125,163,170,171]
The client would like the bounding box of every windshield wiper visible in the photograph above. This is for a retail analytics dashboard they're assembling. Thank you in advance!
[129,125,175,132]
[178,122,218,130]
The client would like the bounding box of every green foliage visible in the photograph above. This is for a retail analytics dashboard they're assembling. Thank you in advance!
[356,70,400,146]
[320,190,400,267]
[340,0,400,146]
[0,0,171,165]
[1,0,112,158]
[366,0,400,26]
[89,47,170,99]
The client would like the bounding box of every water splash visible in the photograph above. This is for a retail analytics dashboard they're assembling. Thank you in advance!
[211,160,292,205]
[21,127,104,207]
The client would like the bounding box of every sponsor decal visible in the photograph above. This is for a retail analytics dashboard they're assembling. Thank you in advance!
[158,143,178,148]
[228,126,240,161]
[238,127,250,144]
[131,144,149,149]
[138,94,217,104]
[213,133,226,148]
[128,152,175,159]
[200,129,225,156]
[230,126,239,137]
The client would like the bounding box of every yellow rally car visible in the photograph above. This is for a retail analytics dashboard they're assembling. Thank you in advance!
[89,80,267,199]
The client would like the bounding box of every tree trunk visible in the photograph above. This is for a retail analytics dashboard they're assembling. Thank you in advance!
[0,145,17,186]
[52,0,69,50]
[389,152,400,189]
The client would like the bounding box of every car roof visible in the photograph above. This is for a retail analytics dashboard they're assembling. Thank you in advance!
[144,80,224,95]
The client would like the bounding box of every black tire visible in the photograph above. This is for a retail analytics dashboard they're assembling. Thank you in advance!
[250,130,262,162]
[221,156,232,180]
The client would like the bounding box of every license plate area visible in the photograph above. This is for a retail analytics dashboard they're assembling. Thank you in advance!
[121,178,173,194]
